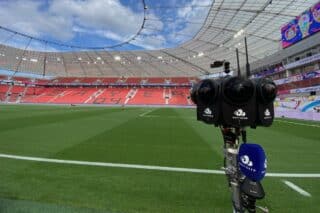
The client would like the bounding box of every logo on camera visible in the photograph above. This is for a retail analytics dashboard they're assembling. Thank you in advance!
[203,108,214,118]
[240,155,253,167]
[264,109,270,116]
[264,108,272,119]
[234,109,246,117]
[204,108,212,115]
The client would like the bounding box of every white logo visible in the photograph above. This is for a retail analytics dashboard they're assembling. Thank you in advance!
[264,159,267,169]
[264,109,270,116]
[204,108,212,115]
[234,109,246,117]
[240,155,253,167]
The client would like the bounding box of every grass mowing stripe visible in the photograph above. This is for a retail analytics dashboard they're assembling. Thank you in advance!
[1,153,320,178]
[283,180,312,197]
[0,198,108,213]
[0,108,119,132]
[0,109,145,157]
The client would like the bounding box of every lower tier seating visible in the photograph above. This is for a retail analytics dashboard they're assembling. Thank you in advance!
[1,86,192,106]
[127,88,166,105]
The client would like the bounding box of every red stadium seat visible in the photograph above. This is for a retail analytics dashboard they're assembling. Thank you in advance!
[127,88,166,105]
[169,88,191,105]
[0,85,9,102]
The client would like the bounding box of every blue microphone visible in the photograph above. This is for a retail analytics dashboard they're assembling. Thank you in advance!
[238,143,267,182]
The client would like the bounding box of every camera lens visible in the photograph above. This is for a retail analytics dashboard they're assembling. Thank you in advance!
[223,77,254,105]
[257,78,277,104]
[197,79,218,105]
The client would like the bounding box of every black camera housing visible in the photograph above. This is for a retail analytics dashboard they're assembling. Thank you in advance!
[191,76,277,128]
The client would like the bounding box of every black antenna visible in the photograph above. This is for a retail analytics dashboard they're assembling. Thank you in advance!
[236,48,241,77]
[244,36,251,78]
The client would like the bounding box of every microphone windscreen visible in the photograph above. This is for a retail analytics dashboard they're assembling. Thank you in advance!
[238,143,267,181]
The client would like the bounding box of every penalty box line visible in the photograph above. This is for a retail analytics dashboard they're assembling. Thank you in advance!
[282,180,312,197]
[1,153,320,178]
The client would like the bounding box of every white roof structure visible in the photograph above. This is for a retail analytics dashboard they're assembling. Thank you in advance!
[0,0,318,77]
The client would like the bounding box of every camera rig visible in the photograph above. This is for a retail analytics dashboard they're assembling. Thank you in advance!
[191,53,277,212]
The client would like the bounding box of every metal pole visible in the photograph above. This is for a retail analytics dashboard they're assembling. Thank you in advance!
[43,42,47,77]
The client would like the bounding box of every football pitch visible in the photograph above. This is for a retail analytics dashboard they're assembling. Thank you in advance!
[0,104,319,213]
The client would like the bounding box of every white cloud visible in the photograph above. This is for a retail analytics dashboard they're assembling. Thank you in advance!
[0,0,74,40]
[171,0,211,43]
[49,0,143,37]
[0,0,211,50]
[132,35,167,50]
[178,0,211,20]
[0,0,164,49]
[72,26,131,42]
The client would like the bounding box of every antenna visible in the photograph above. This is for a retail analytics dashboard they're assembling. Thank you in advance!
[244,36,251,78]
[236,48,241,77]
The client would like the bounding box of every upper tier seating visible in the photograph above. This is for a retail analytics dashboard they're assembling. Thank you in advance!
[170,77,190,84]
[35,79,50,84]
[54,77,80,83]
[101,78,119,83]
[277,77,320,91]
[0,75,7,80]
[79,78,101,83]
[125,78,143,84]
[13,76,30,83]
[145,78,165,84]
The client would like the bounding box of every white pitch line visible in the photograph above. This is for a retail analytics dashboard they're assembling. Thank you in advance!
[139,109,156,117]
[268,173,320,178]
[141,115,159,118]
[275,119,320,128]
[1,153,320,178]
[283,180,312,197]
[141,115,195,119]
[0,153,223,175]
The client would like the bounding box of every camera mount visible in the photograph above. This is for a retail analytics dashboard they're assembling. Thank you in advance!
[221,127,269,213]
[191,74,276,211]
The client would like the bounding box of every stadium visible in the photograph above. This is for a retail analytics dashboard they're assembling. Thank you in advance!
[0,0,319,212]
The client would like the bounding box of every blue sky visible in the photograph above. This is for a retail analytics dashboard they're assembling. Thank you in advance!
[0,0,212,51]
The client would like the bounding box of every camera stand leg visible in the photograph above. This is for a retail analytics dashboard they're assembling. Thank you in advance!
[221,127,244,213]
[221,127,269,213]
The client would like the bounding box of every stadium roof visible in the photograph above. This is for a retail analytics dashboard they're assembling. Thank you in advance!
[0,0,318,77]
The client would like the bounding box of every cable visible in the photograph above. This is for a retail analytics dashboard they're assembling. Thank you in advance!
[147,4,212,10]
[12,37,33,76]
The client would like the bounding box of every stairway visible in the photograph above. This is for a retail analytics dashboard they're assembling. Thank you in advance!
[4,85,13,103]
[124,88,138,104]
[16,86,29,103]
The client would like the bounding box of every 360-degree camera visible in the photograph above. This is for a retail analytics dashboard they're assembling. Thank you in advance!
[191,76,277,128]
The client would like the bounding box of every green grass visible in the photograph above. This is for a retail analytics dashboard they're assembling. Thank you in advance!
[0,105,319,212]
